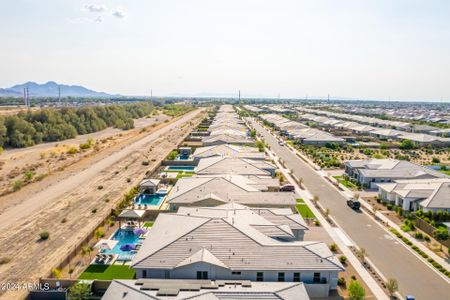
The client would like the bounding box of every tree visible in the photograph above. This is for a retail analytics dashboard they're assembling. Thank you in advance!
[385,278,398,298]
[81,246,93,261]
[357,247,368,263]
[68,282,92,300]
[348,280,365,300]
[433,227,449,241]
[399,139,416,150]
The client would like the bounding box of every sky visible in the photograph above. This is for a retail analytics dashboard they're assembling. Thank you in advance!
[0,0,450,101]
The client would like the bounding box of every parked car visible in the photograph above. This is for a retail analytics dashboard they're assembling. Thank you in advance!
[280,184,295,192]
[347,198,361,210]
[405,296,415,300]
[278,140,285,146]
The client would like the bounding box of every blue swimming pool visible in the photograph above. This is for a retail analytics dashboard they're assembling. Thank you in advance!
[102,229,140,260]
[166,166,195,171]
[134,193,166,206]
[176,154,190,160]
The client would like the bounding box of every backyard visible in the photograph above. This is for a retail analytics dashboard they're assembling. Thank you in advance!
[79,265,136,280]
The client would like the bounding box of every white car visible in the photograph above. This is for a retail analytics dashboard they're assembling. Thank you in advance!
[278,141,285,146]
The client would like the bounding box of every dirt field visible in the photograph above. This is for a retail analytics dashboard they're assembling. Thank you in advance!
[0,113,170,197]
[0,109,205,300]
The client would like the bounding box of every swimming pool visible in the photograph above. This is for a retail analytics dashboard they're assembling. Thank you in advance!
[134,193,166,206]
[176,154,191,160]
[102,229,140,260]
[166,166,196,171]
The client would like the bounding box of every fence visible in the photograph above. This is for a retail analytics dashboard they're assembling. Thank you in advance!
[415,218,450,248]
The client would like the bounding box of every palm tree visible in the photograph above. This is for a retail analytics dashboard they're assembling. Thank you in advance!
[353,192,360,200]
[81,246,92,261]
[385,278,398,298]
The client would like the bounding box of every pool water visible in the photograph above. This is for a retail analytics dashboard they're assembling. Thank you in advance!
[135,193,166,206]
[166,166,195,171]
[102,229,140,260]
[176,154,190,160]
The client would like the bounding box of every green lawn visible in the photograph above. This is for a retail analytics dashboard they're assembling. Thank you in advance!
[333,176,357,189]
[437,169,450,176]
[295,199,315,218]
[79,265,135,280]
[143,221,154,228]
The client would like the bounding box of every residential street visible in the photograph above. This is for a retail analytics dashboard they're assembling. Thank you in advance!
[247,118,450,300]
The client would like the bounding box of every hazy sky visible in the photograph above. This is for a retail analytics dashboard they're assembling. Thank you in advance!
[1,0,450,101]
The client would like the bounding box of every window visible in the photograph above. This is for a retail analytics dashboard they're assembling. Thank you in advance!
[232,271,241,275]
[313,272,320,283]
[293,272,301,282]
[142,270,147,278]
[197,271,208,280]
[278,272,285,282]
[256,272,264,282]
[164,270,170,279]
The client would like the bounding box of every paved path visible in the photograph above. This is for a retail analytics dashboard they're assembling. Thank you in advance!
[0,110,200,231]
[248,118,450,300]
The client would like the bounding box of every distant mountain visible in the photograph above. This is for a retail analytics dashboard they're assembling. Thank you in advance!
[0,81,115,98]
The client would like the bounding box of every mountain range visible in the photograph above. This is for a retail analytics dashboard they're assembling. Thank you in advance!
[0,81,115,98]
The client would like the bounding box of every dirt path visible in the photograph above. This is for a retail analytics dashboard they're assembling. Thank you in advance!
[0,109,204,300]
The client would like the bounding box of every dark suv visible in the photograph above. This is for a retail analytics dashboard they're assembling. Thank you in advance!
[347,198,361,210]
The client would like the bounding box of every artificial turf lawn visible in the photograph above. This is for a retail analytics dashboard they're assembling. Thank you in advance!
[79,265,136,280]
[295,199,315,218]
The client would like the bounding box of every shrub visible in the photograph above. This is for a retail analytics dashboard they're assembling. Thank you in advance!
[142,160,149,166]
[67,147,78,154]
[91,208,97,214]
[127,177,131,183]
[339,255,347,265]
[348,280,365,300]
[337,277,346,287]
[386,203,393,210]
[97,185,103,190]
[415,232,423,239]
[329,243,338,252]
[314,220,320,226]
[433,227,449,241]
[424,235,431,242]
[39,231,50,240]
[431,157,440,163]
[0,257,11,265]
[12,180,24,191]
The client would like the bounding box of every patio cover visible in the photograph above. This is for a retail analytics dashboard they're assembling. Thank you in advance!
[118,209,146,219]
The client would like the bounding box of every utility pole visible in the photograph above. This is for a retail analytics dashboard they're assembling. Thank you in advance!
[58,86,61,107]
[238,90,241,102]
[23,88,27,107]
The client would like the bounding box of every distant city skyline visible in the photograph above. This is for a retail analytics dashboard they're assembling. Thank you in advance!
[1,0,450,102]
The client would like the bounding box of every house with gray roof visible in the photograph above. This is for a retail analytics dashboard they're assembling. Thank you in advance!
[166,177,295,210]
[193,144,265,160]
[344,159,447,189]
[196,156,276,177]
[378,178,450,212]
[102,279,310,300]
[130,204,343,297]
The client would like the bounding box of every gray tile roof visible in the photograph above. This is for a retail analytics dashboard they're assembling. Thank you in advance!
[131,206,342,272]
[102,279,310,300]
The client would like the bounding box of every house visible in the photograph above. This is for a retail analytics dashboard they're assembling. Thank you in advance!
[378,178,450,212]
[166,176,295,210]
[344,159,447,189]
[102,279,310,300]
[130,204,343,297]
[202,134,254,146]
[192,144,265,160]
[176,203,308,240]
[196,156,276,177]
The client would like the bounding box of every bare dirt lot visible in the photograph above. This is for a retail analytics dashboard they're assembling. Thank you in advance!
[0,113,170,197]
[0,109,205,300]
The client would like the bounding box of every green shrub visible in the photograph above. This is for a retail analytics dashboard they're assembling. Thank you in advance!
[142,160,149,166]
[415,232,423,239]
[337,277,346,286]
[386,203,393,210]
[67,147,78,154]
[339,255,347,265]
[329,243,338,252]
[424,235,431,242]
[39,231,50,240]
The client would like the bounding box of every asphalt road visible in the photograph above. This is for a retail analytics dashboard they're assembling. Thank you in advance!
[248,118,450,300]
